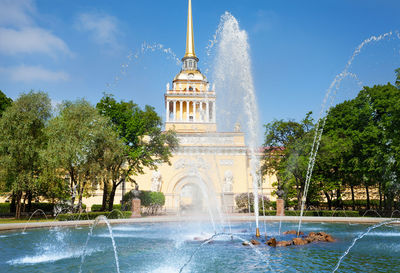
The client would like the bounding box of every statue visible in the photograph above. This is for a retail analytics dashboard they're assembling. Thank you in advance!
[276,182,285,216]
[131,182,141,217]
[234,122,241,132]
[223,170,234,192]
[151,170,162,192]
[131,178,140,199]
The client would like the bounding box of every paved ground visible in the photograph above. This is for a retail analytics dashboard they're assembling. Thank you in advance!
[0,215,398,232]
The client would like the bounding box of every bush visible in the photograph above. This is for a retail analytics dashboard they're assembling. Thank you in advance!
[57,211,132,221]
[257,209,359,217]
[91,204,122,212]
[0,203,10,214]
[319,200,381,210]
[29,203,54,213]
[54,201,87,214]
[341,199,380,209]
[122,190,165,215]
[235,193,270,212]
[91,204,102,212]
[140,191,165,215]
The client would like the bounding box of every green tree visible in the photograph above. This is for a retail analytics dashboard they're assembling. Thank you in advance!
[96,94,179,210]
[44,99,117,211]
[320,82,400,212]
[0,90,12,118]
[359,83,400,210]
[318,99,367,210]
[262,112,316,209]
[395,68,400,89]
[0,91,51,218]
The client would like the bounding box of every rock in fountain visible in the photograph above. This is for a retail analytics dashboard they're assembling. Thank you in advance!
[283,230,304,235]
[292,238,308,246]
[266,237,277,247]
[306,232,336,243]
[262,231,336,248]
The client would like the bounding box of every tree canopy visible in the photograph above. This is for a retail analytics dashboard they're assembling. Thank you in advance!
[43,99,119,210]
[0,90,12,118]
[97,94,179,175]
[0,91,51,218]
[96,94,178,210]
[263,112,317,208]
[263,74,400,213]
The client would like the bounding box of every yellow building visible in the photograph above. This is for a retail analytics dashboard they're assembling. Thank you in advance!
[84,0,277,213]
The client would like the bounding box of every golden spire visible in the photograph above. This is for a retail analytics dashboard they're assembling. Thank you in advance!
[184,0,197,59]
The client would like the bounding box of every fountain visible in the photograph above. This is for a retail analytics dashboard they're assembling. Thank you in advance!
[79,216,120,273]
[22,209,48,234]
[297,32,397,235]
[213,12,262,237]
[2,2,400,273]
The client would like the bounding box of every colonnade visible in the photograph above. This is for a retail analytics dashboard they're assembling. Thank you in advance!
[166,99,216,123]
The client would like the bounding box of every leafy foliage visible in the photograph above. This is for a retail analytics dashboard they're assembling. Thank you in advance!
[43,99,119,210]
[57,211,131,221]
[122,190,165,215]
[91,204,122,212]
[258,210,359,217]
[0,90,12,118]
[0,91,51,218]
[263,72,400,212]
[235,193,270,212]
[97,94,178,175]
[96,94,178,211]
[262,112,317,208]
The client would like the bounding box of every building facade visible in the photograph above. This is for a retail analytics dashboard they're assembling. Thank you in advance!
[84,0,277,213]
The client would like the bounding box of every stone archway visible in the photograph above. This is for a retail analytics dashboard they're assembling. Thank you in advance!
[179,182,204,213]
[168,172,221,216]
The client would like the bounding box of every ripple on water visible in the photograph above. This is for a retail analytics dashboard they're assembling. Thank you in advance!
[112,226,146,232]
[7,248,100,265]
[365,231,400,237]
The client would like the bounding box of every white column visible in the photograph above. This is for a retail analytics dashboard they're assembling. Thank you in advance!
[180,100,183,121]
[193,101,197,122]
[173,100,176,121]
[166,100,169,122]
[200,102,204,122]
[212,101,216,123]
[186,100,189,121]
[206,101,210,123]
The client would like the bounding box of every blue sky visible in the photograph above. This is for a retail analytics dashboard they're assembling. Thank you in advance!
[0,0,399,128]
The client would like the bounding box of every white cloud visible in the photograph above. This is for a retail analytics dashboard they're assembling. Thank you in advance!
[0,27,71,57]
[76,12,119,47]
[0,0,71,58]
[0,0,35,27]
[2,65,69,82]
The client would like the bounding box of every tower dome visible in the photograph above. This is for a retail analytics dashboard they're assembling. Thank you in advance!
[164,0,216,133]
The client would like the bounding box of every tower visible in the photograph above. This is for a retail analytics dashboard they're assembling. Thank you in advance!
[165,0,216,133]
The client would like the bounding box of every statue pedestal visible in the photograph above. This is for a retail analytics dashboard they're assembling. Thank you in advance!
[131,199,141,218]
[222,193,234,213]
[276,199,285,216]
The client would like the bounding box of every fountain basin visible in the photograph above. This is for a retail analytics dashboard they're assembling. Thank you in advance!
[1,220,400,272]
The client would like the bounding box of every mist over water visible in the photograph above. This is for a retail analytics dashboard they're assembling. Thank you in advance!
[212,12,261,228]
